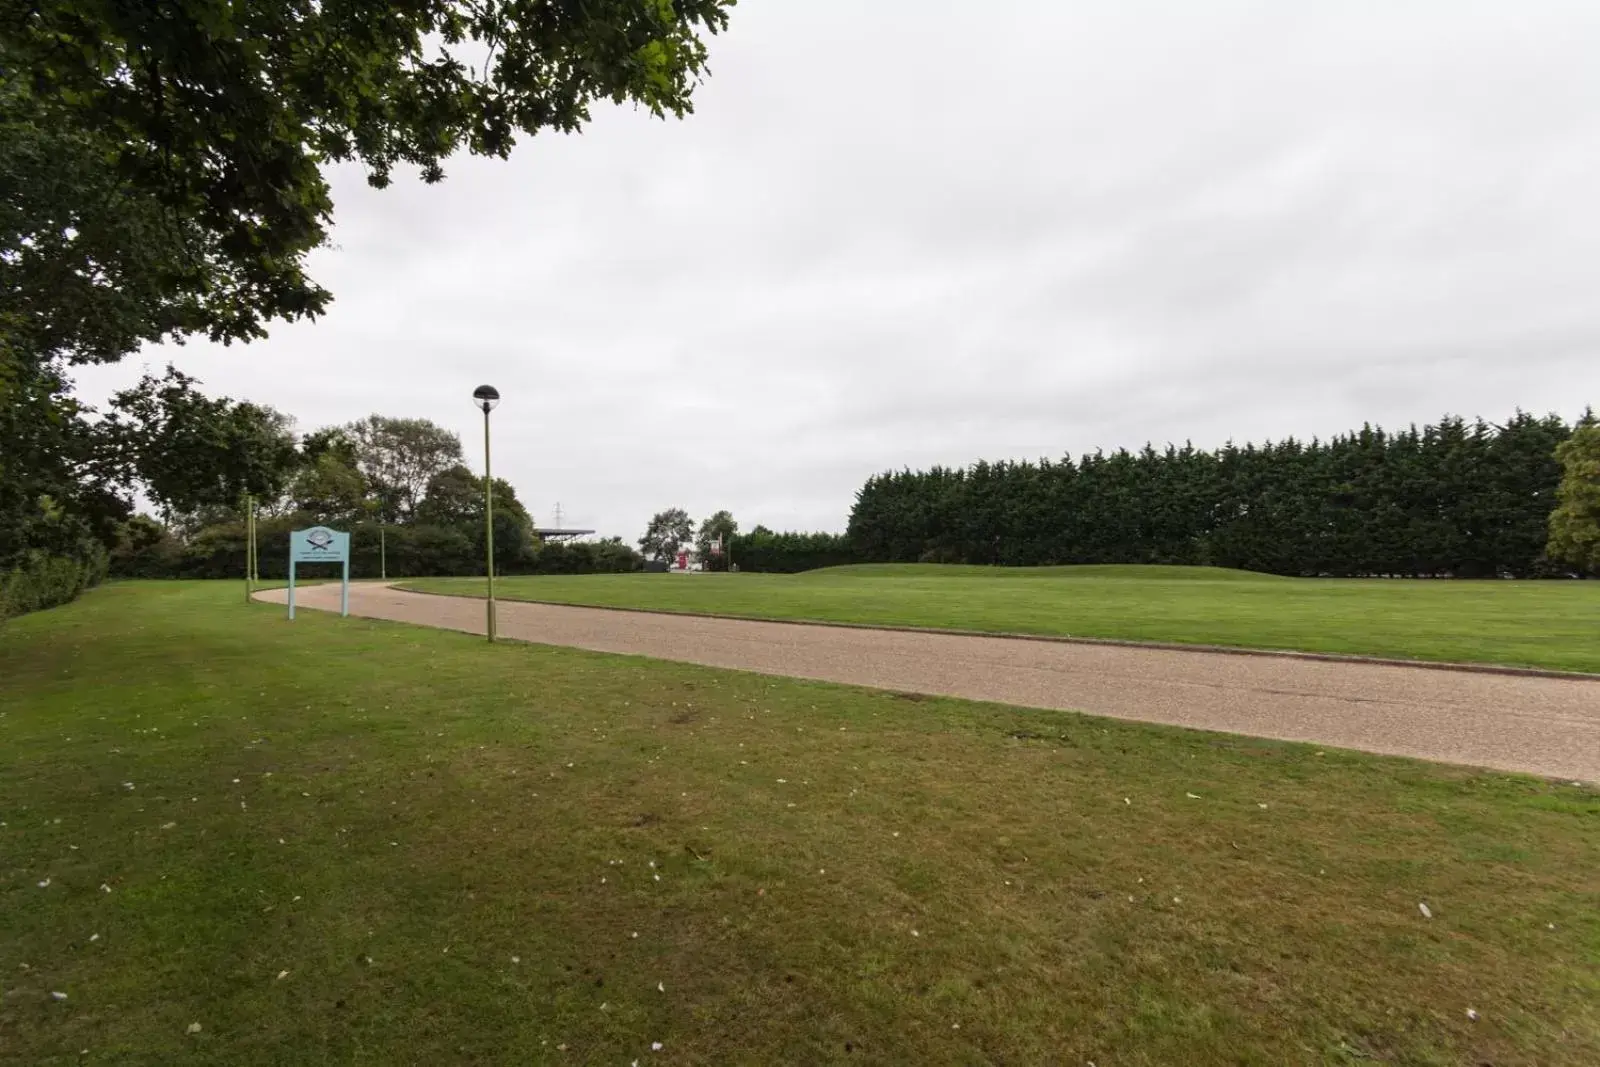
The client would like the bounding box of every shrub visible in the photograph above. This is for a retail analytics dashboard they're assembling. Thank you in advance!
[0,545,108,620]
[729,530,857,573]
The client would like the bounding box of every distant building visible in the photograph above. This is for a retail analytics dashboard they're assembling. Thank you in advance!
[532,527,594,544]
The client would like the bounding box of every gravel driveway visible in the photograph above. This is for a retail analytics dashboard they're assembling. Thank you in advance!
[257,582,1600,782]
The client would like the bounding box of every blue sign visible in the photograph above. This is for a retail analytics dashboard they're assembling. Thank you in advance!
[291,526,350,564]
[287,526,350,620]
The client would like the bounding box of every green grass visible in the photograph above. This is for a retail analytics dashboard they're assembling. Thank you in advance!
[403,564,1600,673]
[1,582,1596,1064]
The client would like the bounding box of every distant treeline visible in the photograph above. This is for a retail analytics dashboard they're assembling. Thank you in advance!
[728,529,857,574]
[847,412,1582,578]
[111,516,641,581]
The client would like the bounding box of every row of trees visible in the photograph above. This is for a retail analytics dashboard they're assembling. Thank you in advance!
[3,1,732,615]
[637,508,737,569]
[90,373,643,581]
[635,508,856,573]
[848,412,1599,577]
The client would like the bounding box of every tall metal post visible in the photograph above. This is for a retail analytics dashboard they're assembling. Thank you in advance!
[483,404,496,642]
[379,523,387,581]
[243,493,252,603]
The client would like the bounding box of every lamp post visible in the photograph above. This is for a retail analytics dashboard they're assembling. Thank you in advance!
[473,384,500,642]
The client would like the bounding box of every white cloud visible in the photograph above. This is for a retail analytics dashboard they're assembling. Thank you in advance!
[71,0,1600,538]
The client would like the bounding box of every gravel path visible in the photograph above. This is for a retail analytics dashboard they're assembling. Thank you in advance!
[257,582,1600,781]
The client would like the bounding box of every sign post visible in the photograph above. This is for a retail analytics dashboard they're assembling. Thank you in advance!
[287,526,351,620]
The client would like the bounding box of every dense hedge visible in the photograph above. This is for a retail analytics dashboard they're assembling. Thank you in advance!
[728,530,857,573]
[1,545,108,620]
[848,412,1581,577]
[109,514,641,580]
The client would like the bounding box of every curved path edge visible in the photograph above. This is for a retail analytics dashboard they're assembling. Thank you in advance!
[255,582,1600,783]
[393,584,1600,682]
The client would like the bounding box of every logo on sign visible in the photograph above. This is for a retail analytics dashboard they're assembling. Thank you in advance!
[306,528,336,551]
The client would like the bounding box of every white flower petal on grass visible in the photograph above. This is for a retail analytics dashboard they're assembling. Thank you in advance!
[1186,793,1201,800]
[89,934,99,942]
[100,884,111,893]
[1466,1008,1479,1021]
[1419,902,1433,919]
[652,1042,664,1051]
[37,878,50,888]
[657,981,665,993]
[277,970,289,981]
[1257,803,1269,809]
[186,1022,202,1034]
[50,991,67,1001]
[511,956,520,964]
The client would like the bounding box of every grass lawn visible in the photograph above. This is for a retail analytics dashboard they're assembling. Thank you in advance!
[403,564,1600,673]
[2,582,1596,1065]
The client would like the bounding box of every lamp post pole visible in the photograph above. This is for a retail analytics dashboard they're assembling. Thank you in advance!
[473,385,501,642]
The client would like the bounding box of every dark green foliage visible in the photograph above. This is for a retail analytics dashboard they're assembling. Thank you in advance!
[731,528,858,573]
[3,0,734,365]
[0,356,124,616]
[347,416,465,522]
[2,1,733,613]
[521,538,643,576]
[639,507,693,561]
[108,517,640,580]
[696,509,737,571]
[848,412,1581,577]
[1546,416,1600,573]
[101,366,300,519]
[0,544,106,620]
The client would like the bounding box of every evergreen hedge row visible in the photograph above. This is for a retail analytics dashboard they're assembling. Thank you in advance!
[847,412,1582,577]
[0,545,109,620]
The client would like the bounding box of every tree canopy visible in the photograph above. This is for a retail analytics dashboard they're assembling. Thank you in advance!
[102,367,300,521]
[2,0,735,364]
[696,508,737,569]
[639,507,693,561]
[1546,418,1600,573]
[847,412,1583,578]
[346,416,465,523]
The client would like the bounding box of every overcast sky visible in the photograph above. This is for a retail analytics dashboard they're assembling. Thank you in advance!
[72,1,1600,539]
